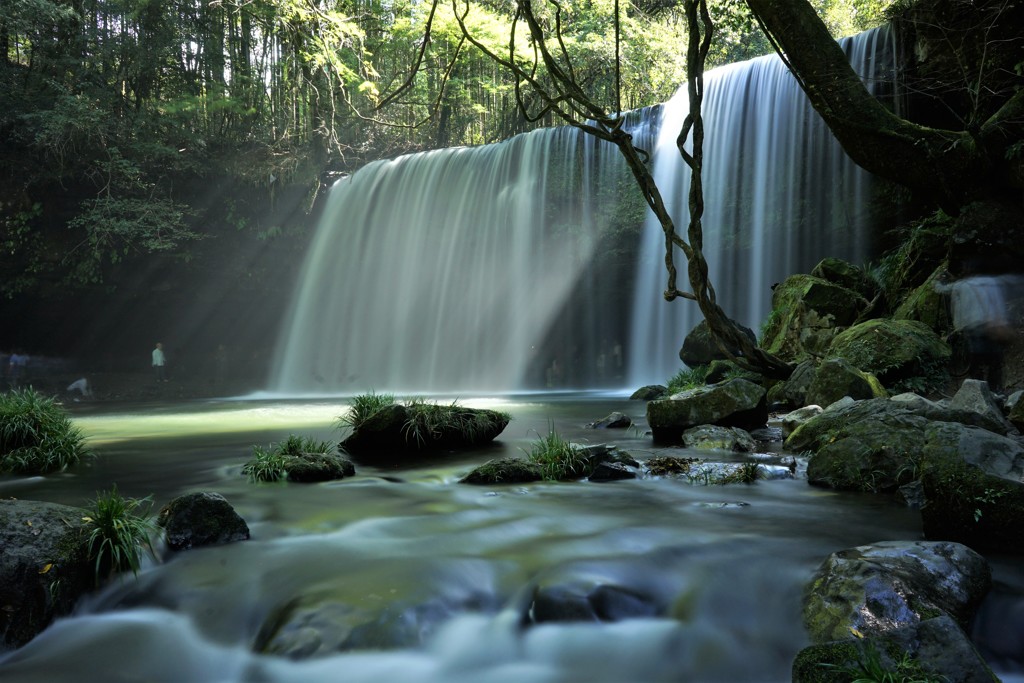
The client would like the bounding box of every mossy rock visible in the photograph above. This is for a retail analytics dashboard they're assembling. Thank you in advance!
[787,398,1024,493]
[802,540,990,644]
[761,274,869,363]
[920,457,1024,554]
[825,318,950,392]
[810,257,879,301]
[283,452,356,482]
[804,357,888,409]
[459,457,543,484]
[646,378,767,443]
[893,263,952,334]
[792,616,998,683]
[0,499,93,648]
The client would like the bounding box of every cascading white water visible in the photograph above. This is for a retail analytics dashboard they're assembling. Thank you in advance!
[271,128,593,394]
[627,27,897,385]
[271,28,895,395]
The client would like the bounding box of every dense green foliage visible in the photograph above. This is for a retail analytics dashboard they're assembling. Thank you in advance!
[0,388,90,474]
[0,0,895,298]
[83,485,157,584]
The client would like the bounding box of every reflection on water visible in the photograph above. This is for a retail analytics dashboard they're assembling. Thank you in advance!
[0,396,1020,682]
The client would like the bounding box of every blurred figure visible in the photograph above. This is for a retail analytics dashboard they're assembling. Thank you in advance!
[937,267,1014,391]
[152,342,167,382]
[8,350,29,388]
[66,377,92,398]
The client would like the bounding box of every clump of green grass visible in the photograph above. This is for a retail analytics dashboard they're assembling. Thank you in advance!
[83,485,157,585]
[716,461,763,485]
[667,365,710,394]
[402,398,510,447]
[337,391,396,432]
[0,388,90,475]
[242,445,289,482]
[819,642,947,683]
[525,425,591,481]
[242,434,333,482]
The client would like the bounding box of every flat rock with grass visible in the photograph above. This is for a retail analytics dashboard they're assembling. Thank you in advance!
[340,398,510,457]
[459,457,543,484]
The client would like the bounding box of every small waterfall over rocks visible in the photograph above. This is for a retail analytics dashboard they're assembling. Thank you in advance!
[270,28,896,395]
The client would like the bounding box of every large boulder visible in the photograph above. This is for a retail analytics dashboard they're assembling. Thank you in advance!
[948,379,1016,436]
[803,540,990,643]
[646,378,768,444]
[0,499,94,648]
[805,357,888,408]
[792,615,998,683]
[786,398,1024,492]
[678,319,757,368]
[157,492,250,552]
[761,274,870,363]
[825,318,950,392]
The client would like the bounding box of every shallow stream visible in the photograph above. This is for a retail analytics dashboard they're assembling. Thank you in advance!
[1,394,1021,682]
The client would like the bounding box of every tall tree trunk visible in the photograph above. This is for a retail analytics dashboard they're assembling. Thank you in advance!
[744,0,1024,212]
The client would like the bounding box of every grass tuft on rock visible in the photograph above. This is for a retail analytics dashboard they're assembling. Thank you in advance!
[0,388,90,475]
[83,485,157,585]
[525,426,591,481]
[242,435,334,482]
[337,391,397,432]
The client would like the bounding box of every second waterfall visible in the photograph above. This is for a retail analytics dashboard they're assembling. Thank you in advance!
[270,28,896,395]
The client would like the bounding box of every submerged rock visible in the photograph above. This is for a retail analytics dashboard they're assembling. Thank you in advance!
[0,499,93,648]
[586,411,632,429]
[157,492,250,551]
[527,581,662,624]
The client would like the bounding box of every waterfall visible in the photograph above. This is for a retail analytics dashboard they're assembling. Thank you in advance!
[270,28,895,396]
[627,27,897,386]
